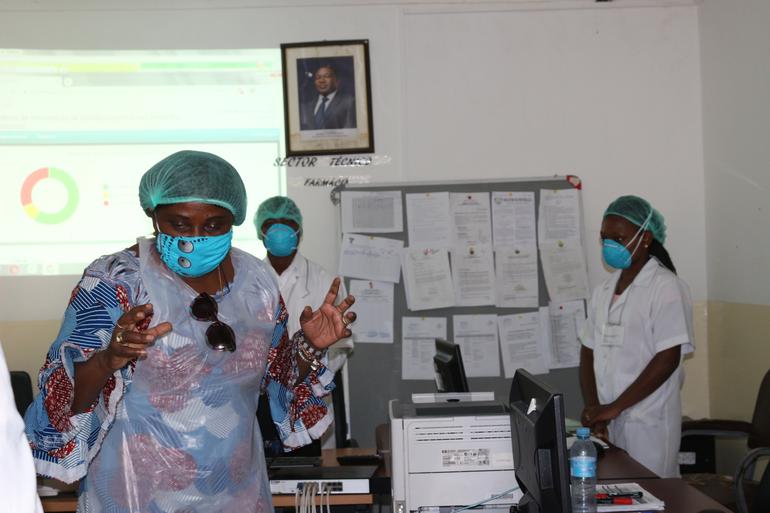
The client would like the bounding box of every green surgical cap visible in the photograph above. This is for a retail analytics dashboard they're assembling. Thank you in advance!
[139,150,247,225]
[254,196,303,239]
[603,195,666,244]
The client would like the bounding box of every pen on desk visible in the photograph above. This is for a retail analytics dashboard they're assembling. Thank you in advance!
[595,491,643,500]
[597,497,634,505]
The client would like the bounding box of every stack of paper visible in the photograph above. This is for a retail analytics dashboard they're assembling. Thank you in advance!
[595,483,664,512]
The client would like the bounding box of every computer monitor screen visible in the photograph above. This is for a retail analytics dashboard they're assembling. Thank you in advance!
[433,339,469,393]
[509,369,571,513]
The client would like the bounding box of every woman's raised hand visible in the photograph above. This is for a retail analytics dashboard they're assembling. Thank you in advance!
[299,277,356,350]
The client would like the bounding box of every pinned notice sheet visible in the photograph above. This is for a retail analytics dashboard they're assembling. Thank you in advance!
[540,240,589,302]
[537,188,581,244]
[402,247,455,311]
[348,280,394,343]
[498,312,549,377]
[492,191,536,248]
[450,192,492,247]
[547,300,585,369]
[338,233,403,283]
[453,314,500,377]
[341,190,403,234]
[451,244,495,307]
[402,317,447,380]
[494,244,539,308]
[406,192,451,248]
[537,188,589,303]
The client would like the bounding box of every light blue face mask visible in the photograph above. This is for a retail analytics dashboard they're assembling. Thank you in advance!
[156,230,233,277]
[263,223,299,257]
[601,212,652,270]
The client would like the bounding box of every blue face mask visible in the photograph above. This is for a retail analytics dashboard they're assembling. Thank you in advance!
[156,231,233,277]
[602,239,634,270]
[601,212,652,270]
[263,223,299,257]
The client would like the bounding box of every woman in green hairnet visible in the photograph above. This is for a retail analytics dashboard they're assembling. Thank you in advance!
[24,150,355,512]
[578,195,694,478]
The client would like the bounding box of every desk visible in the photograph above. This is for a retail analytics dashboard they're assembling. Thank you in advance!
[601,478,733,513]
[39,447,734,513]
[597,445,659,480]
[41,448,379,512]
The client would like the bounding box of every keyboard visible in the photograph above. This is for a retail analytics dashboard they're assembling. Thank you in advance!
[268,456,323,469]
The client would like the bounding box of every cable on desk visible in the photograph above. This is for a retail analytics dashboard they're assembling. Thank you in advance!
[449,485,521,513]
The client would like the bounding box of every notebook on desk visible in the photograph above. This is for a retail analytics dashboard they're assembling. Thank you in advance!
[595,482,664,512]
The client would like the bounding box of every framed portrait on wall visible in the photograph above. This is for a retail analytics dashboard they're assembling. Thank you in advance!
[280,39,374,156]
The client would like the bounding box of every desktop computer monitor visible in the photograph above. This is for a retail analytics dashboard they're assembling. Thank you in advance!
[433,338,469,393]
[508,369,572,513]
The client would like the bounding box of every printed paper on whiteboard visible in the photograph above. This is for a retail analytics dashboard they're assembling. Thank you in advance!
[402,317,447,380]
[348,279,394,343]
[540,240,589,302]
[338,233,403,283]
[538,188,581,244]
[453,314,500,377]
[450,192,492,247]
[402,247,455,311]
[341,190,403,233]
[547,300,585,369]
[498,311,549,377]
[406,192,452,249]
[492,191,536,248]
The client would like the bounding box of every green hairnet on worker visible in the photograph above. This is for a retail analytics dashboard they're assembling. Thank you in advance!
[603,195,666,244]
[254,196,304,258]
[139,150,247,225]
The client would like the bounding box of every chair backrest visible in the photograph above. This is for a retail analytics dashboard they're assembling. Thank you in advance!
[749,369,770,448]
[750,459,770,513]
[10,370,33,417]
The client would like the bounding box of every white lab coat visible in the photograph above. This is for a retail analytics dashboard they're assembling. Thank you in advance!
[0,341,44,513]
[580,257,694,478]
[268,252,354,448]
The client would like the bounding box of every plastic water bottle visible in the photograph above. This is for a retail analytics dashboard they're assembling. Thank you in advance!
[570,427,597,513]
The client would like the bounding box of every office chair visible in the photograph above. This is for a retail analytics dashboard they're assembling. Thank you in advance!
[10,370,34,416]
[680,369,770,511]
[331,369,356,448]
[735,447,770,513]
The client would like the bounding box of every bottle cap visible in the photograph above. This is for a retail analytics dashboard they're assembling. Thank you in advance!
[576,427,590,438]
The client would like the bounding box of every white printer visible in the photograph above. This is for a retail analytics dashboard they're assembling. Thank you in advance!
[389,396,521,513]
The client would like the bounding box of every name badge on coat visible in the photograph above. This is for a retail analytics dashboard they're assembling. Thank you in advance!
[601,324,625,347]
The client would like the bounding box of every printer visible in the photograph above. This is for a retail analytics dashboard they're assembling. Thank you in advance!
[389,397,521,513]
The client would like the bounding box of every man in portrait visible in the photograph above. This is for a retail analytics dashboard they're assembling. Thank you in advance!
[299,63,357,130]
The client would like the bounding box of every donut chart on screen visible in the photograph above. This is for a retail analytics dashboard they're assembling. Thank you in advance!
[20,167,80,224]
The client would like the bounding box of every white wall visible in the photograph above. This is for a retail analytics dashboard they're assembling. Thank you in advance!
[402,3,706,298]
[0,0,707,314]
[0,1,710,424]
[698,0,770,472]
[700,0,770,305]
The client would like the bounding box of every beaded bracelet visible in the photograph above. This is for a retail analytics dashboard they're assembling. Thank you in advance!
[296,332,325,372]
[299,336,325,359]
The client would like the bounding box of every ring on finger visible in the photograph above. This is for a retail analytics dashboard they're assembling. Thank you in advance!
[115,331,126,345]
[342,316,352,326]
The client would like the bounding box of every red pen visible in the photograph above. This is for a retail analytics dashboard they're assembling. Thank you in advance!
[597,497,634,505]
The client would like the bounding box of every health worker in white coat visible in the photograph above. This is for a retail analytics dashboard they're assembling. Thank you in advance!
[579,195,694,478]
[255,196,354,448]
[0,340,43,513]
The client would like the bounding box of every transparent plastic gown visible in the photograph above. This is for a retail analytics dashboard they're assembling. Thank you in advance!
[79,238,277,512]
